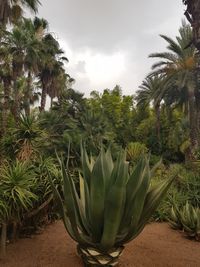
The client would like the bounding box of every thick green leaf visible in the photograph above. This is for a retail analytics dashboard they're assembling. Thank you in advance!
[90,149,105,242]
[139,176,175,227]
[121,164,150,243]
[103,148,114,193]
[81,145,92,188]
[120,157,146,230]
[101,157,128,250]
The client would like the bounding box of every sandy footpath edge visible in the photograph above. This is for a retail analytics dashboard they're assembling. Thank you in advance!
[2,221,200,267]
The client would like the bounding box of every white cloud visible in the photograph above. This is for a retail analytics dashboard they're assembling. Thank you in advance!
[58,39,127,95]
[84,51,126,84]
[39,1,185,96]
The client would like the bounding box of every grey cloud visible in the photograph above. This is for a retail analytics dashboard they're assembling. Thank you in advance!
[38,0,185,94]
[74,61,86,74]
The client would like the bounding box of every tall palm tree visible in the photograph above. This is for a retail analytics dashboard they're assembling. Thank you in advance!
[149,21,198,156]
[5,23,27,121]
[46,60,70,108]
[23,17,48,115]
[2,18,47,119]
[183,0,200,50]
[0,0,40,26]
[136,75,165,143]
[0,45,12,133]
[38,34,68,111]
[183,0,200,136]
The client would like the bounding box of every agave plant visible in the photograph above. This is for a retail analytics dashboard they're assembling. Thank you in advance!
[49,147,174,266]
[170,202,200,241]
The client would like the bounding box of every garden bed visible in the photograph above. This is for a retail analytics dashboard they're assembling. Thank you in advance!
[2,221,200,266]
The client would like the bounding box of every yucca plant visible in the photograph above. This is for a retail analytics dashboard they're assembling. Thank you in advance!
[170,202,200,241]
[126,142,148,164]
[49,147,174,266]
[23,157,62,226]
[0,160,37,216]
[0,160,37,247]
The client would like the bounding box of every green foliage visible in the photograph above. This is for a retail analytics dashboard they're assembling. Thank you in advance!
[152,164,200,222]
[0,160,37,222]
[0,113,47,160]
[88,86,135,146]
[33,157,61,202]
[126,142,148,164]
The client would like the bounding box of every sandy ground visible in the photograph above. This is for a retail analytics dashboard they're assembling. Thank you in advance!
[1,221,200,267]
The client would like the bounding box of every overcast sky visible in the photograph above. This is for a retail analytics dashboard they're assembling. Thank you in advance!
[38,0,184,96]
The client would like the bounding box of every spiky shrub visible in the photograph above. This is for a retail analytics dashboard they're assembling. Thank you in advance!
[126,142,148,164]
[170,202,200,241]
[0,160,37,220]
[0,160,37,257]
[49,148,173,267]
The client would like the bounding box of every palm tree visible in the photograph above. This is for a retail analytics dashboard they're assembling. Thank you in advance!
[5,23,27,121]
[149,21,199,156]
[0,45,12,133]
[183,0,200,135]
[46,60,70,108]
[23,17,48,115]
[0,0,40,26]
[183,0,200,50]
[2,18,47,119]
[136,75,165,144]
[38,34,68,111]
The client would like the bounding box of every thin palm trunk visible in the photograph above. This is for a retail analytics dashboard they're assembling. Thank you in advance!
[0,223,7,259]
[12,62,23,123]
[155,103,161,146]
[40,74,51,112]
[50,97,53,108]
[11,221,18,242]
[13,80,20,123]
[195,89,200,134]
[188,89,198,157]
[2,77,11,133]
[40,81,47,112]
[24,71,32,116]
[184,0,200,51]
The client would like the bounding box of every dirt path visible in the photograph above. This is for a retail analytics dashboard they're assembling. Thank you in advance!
[2,221,200,267]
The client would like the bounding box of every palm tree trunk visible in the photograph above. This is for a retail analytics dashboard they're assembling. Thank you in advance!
[40,80,47,112]
[50,97,53,109]
[188,89,198,158]
[11,222,18,242]
[195,86,200,135]
[0,223,7,259]
[184,1,200,154]
[12,63,23,123]
[154,103,161,147]
[184,0,200,50]
[12,80,20,123]
[2,77,11,134]
[24,71,32,116]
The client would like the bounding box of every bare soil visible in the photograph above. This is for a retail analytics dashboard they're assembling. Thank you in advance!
[2,221,200,267]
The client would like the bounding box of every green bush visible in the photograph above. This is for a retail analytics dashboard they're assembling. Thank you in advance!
[126,142,148,164]
[152,164,200,222]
